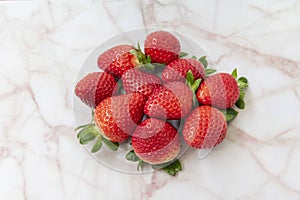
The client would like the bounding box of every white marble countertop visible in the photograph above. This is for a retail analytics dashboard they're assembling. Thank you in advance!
[1,0,300,200]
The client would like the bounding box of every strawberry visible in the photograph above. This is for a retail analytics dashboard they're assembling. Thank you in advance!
[74,72,117,108]
[121,68,162,99]
[144,81,192,120]
[183,106,227,149]
[94,93,146,142]
[144,31,180,64]
[97,44,139,78]
[162,58,206,82]
[196,73,240,109]
[131,118,181,164]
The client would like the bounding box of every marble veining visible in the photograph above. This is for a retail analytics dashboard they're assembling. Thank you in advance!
[0,0,300,200]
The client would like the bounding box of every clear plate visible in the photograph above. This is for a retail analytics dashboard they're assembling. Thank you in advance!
[73,28,217,174]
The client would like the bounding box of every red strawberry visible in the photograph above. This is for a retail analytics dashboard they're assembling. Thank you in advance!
[97,45,139,78]
[183,106,227,149]
[144,81,192,120]
[144,31,180,64]
[75,72,117,108]
[196,73,240,109]
[121,68,162,99]
[162,58,206,82]
[132,118,181,164]
[94,93,146,142]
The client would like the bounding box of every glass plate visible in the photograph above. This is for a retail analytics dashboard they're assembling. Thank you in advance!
[73,28,217,174]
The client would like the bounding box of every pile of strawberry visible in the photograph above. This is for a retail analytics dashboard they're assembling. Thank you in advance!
[74,31,248,176]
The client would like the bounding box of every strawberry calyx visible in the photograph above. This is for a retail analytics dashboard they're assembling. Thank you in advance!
[126,149,182,176]
[186,70,201,106]
[179,52,188,58]
[152,159,182,176]
[76,112,119,153]
[198,56,208,68]
[126,150,147,171]
[220,108,239,123]
[231,68,248,109]
[200,56,217,76]
[186,70,201,93]
[130,43,155,71]
[192,55,217,76]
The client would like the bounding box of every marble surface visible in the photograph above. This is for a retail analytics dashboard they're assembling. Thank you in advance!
[1,0,300,200]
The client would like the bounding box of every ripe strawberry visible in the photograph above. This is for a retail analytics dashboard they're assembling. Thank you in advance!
[97,44,139,78]
[144,81,192,120]
[121,68,162,99]
[132,118,181,164]
[75,72,117,108]
[162,58,206,82]
[144,31,180,64]
[196,73,240,109]
[94,93,146,142]
[183,106,227,149]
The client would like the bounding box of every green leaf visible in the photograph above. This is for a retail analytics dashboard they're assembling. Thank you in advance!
[129,49,139,57]
[164,167,175,176]
[239,90,245,100]
[180,52,188,57]
[91,110,94,120]
[91,136,103,153]
[137,160,147,171]
[186,70,194,86]
[205,69,217,76]
[143,63,155,71]
[191,79,201,92]
[238,81,248,90]
[75,123,94,131]
[102,137,119,151]
[237,76,248,102]
[125,150,148,171]
[192,94,199,107]
[146,55,152,63]
[132,43,153,66]
[238,76,248,84]
[137,42,141,50]
[191,55,197,60]
[126,150,140,162]
[231,68,238,79]
[238,76,248,88]
[235,98,245,109]
[78,128,98,145]
[152,159,182,176]
[152,63,166,68]
[162,160,182,176]
[221,108,239,122]
[199,56,208,69]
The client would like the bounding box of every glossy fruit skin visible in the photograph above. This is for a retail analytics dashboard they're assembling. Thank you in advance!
[75,72,117,108]
[144,81,193,120]
[94,93,146,142]
[162,58,206,82]
[121,69,162,99]
[97,45,139,78]
[144,31,180,64]
[132,118,181,164]
[196,73,240,109]
[183,106,227,149]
